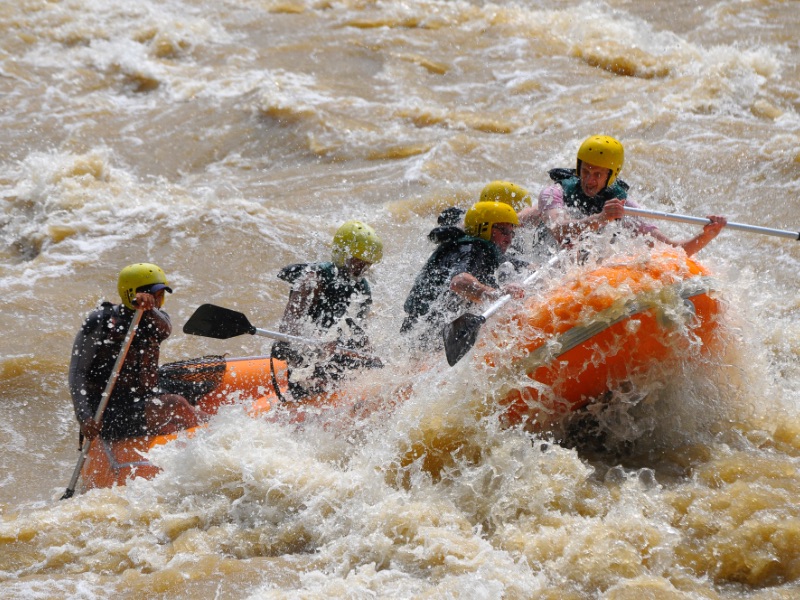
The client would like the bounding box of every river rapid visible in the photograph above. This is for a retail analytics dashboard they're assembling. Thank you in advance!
[1,0,799,598]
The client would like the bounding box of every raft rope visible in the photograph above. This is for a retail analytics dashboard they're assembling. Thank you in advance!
[512,276,718,373]
[269,350,288,403]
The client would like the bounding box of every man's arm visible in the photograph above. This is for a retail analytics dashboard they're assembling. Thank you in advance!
[450,273,525,303]
[542,207,612,243]
[279,272,320,336]
[538,184,626,243]
[646,216,727,256]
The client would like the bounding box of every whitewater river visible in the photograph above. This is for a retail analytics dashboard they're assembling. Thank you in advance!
[1,0,799,598]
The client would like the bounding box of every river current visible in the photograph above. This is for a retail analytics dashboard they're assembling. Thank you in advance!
[1,1,799,598]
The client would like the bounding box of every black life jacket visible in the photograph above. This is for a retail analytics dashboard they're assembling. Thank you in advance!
[81,302,132,387]
[277,261,372,332]
[273,262,373,400]
[427,224,464,246]
[403,234,504,320]
[76,303,168,439]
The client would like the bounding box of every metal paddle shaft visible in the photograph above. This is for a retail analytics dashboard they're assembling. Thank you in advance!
[444,255,561,367]
[61,308,144,500]
[184,303,382,367]
[623,207,800,240]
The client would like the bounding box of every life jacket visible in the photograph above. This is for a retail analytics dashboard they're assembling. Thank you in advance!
[76,302,169,439]
[84,304,166,391]
[277,261,372,332]
[548,168,629,216]
[81,302,131,387]
[273,262,373,400]
[427,224,464,246]
[403,234,504,320]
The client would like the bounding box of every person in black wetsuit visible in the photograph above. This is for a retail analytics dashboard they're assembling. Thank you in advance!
[427,179,541,259]
[538,135,727,255]
[273,220,384,400]
[69,263,208,442]
[401,201,526,353]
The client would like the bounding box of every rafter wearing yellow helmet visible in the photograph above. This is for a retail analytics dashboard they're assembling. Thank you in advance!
[275,220,384,400]
[464,201,519,243]
[69,263,207,444]
[576,135,624,187]
[401,200,526,353]
[537,135,728,255]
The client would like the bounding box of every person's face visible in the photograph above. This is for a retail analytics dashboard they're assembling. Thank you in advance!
[153,289,166,308]
[490,222,516,253]
[579,162,612,197]
[344,257,372,278]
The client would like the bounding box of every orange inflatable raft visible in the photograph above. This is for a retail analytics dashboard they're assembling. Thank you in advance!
[79,356,284,490]
[480,248,724,430]
[78,355,388,490]
[77,248,725,491]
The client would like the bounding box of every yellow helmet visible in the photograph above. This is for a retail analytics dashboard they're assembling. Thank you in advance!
[479,180,532,211]
[331,220,383,267]
[577,135,624,186]
[464,201,519,241]
[117,263,172,310]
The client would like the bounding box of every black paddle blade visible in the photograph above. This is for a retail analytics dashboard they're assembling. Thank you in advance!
[443,313,486,367]
[183,304,255,339]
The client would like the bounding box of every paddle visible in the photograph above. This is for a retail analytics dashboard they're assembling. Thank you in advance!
[183,304,382,367]
[623,207,800,240]
[443,255,560,367]
[61,308,144,500]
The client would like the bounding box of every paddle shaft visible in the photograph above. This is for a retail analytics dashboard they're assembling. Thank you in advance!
[623,207,799,240]
[251,327,381,365]
[253,327,331,347]
[61,309,144,500]
[481,254,561,321]
[443,255,561,366]
[183,303,382,366]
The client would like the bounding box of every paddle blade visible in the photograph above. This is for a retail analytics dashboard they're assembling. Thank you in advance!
[443,313,486,366]
[183,304,255,339]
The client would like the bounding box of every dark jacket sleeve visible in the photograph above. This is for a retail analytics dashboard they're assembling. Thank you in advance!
[141,307,172,342]
[68,312,105,424]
